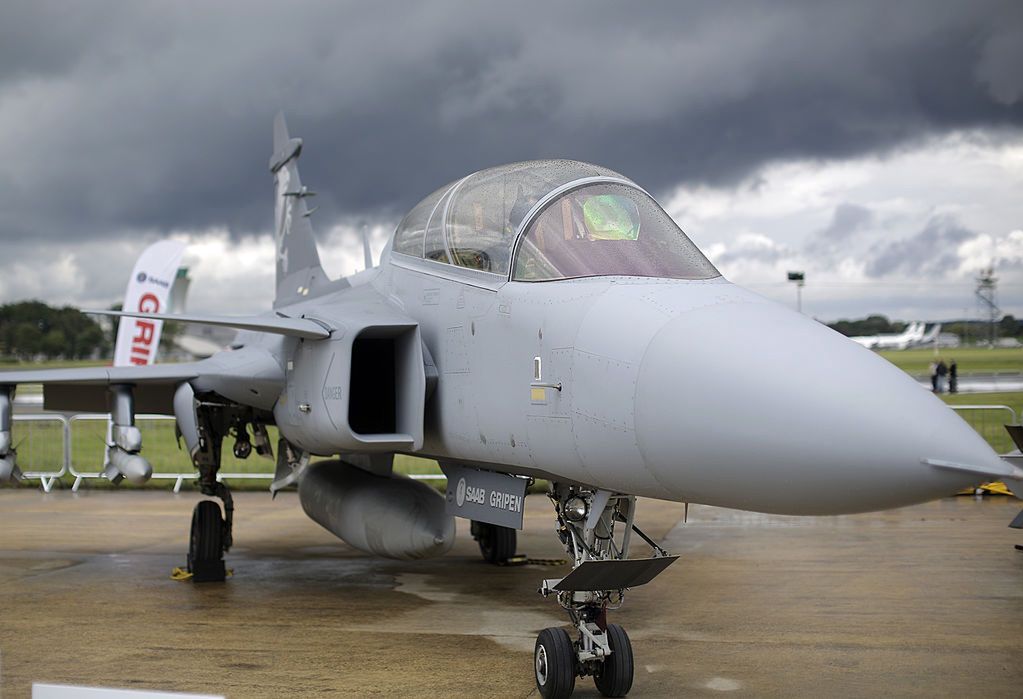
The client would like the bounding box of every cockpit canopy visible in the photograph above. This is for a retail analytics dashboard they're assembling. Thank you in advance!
[391,159,719,282]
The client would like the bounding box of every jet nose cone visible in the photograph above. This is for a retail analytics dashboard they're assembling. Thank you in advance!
[636,293,1000,514]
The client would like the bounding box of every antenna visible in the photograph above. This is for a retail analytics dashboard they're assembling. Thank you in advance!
[360,225,373,271]
[975,264,999,347]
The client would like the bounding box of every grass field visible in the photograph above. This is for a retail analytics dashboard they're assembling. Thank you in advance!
[878,347,1023,376]
[938,392,1023,454]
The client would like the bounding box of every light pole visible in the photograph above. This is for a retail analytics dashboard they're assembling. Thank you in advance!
[787,271,805,313]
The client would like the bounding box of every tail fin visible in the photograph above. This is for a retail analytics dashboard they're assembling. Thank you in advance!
[270,112,327,307]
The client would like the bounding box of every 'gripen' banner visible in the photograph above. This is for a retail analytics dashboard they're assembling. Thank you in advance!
[113,240,187,367]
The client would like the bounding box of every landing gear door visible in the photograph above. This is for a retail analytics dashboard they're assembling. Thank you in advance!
[441,463,528,530]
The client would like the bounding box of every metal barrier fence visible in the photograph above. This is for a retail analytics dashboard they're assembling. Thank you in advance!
[949,405,1018,455]
[13,412,445,491]
[69,414,199,492]
[12,414,69,493]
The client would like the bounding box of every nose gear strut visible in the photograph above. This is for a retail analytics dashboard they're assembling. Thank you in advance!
[534,484,678,698]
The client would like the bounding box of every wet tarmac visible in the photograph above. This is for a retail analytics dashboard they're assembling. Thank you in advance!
[0,490,1020,698]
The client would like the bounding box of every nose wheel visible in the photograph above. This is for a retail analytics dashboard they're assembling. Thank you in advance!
[534,623,634,699]
[593,623,634,697]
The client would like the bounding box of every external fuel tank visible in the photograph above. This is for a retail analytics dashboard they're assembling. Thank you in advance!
[298,460,455,560]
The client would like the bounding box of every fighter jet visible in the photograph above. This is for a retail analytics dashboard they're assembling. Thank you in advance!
[1,115,1020,699]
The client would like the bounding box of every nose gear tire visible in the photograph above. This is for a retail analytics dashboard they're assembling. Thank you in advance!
[535,627,576,699]
[593,623,634,697]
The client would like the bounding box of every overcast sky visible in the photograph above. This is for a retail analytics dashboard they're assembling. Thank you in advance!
[0,0,1020,321]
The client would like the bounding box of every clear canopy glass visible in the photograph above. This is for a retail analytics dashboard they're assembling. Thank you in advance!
[391,160,719,282]
[392,160,622,274]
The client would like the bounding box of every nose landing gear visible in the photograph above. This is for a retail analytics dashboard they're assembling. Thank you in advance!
[534,484,678,698]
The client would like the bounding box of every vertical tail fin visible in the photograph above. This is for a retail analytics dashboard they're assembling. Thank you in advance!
[270,113,327,307]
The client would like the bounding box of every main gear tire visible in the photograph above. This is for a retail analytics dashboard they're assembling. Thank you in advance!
[187,499,226,582]
[473,521,516,564]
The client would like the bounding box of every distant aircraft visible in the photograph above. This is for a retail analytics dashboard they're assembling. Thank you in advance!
[915,323,942,347]
[850,321,927,350]
[1,116,1020,698]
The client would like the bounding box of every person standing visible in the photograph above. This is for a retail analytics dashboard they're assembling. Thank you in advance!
[936,360,948,393]
[949,359,958,394]
[929,360,939,392]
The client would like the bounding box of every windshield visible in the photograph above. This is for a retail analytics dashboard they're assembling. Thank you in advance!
[512,183,719,281]
[391,161,627,276]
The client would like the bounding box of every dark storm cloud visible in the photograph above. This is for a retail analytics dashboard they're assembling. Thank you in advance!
[864,215,975,278]
[818,204,874,242]
[0,0,1020,246]
[804,203,875,257]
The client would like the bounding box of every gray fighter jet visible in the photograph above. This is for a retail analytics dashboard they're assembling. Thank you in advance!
[1,115,1019,698]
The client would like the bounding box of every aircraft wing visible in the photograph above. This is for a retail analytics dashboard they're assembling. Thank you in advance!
[0,309,327,414]
[0,344,284,414]
[0,363,201,414]
[86,309,331,339]
[0,363,202,387]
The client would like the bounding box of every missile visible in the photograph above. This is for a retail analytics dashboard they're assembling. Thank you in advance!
[0,453,21,483]
[103,444,153,486]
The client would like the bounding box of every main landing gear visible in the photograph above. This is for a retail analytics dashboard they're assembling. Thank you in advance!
[186,426,234,583]
[471,520,517,563]
[175,384,270,583]
[534,484,679,698]
[189,499,227,582]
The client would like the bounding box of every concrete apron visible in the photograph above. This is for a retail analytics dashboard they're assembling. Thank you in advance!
[0,491,1020,698]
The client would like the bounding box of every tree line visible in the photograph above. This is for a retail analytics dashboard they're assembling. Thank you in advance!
[0,301,187,362]
[827,314,1022,339]
[0,301,108,360]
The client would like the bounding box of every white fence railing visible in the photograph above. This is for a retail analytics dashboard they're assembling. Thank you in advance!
[948,405,1018,456]
[13,414,69,493]
[12,412,445,492]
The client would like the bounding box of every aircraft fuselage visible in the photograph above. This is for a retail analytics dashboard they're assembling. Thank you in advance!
[264,252,1000,518]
